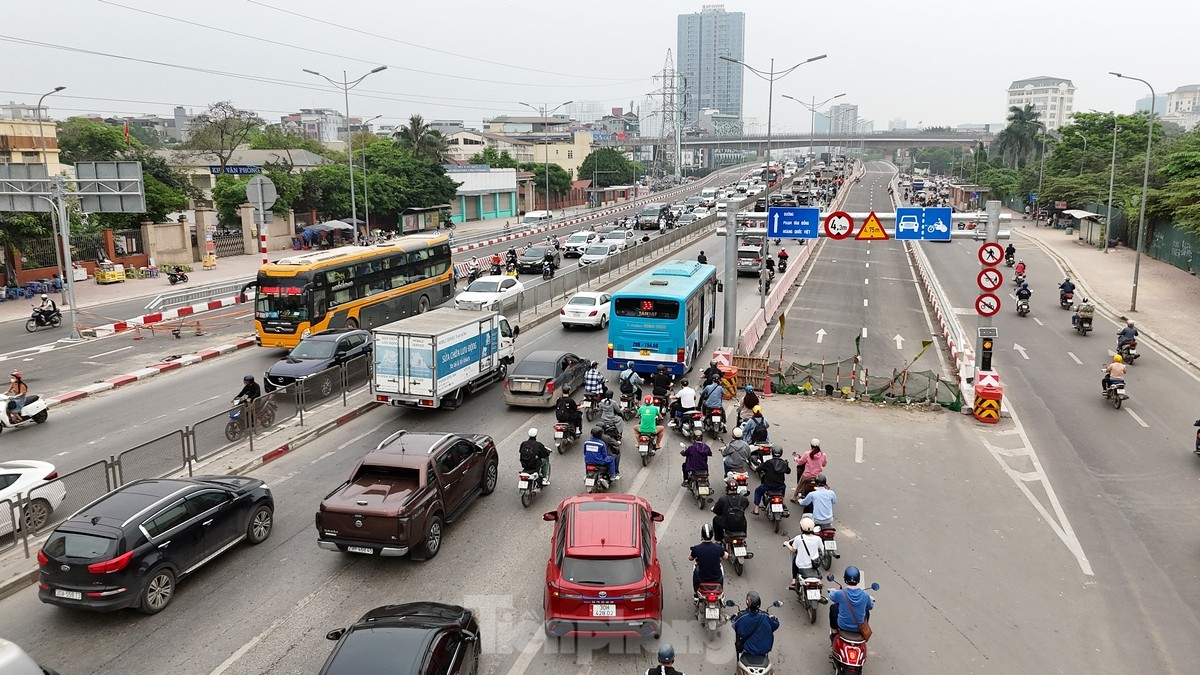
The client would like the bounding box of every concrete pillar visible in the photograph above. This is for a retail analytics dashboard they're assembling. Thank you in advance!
[239,203,257,255]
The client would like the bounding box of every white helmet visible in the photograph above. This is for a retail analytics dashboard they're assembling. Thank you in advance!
[732,427,743,439]
[528,428,538,438]
[810,438,820,448]
[40,294,48,300]
[799,516,816,533]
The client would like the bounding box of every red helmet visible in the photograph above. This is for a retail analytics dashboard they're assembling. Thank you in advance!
[10,372,20,379]
[643,395,653,405]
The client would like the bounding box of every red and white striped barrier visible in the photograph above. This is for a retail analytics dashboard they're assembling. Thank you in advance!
[87,294,250,337]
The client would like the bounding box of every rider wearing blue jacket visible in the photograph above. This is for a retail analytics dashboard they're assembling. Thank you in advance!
[828,566,874,638]
[731,591,779,658]
[583,426,619,480]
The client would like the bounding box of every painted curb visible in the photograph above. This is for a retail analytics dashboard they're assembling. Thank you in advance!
[224,401,382,476]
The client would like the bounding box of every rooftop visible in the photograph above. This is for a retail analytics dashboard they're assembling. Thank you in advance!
[1008,76,1074,89]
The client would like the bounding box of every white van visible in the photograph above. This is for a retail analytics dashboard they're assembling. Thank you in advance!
[700,188,718,205]
[521,210,554,225]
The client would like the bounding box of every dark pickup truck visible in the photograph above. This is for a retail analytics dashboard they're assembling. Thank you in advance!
[315,430,499,560]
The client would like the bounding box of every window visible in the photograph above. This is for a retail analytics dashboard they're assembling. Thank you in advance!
[0,473,17,489]
[143,501,191,538]
[187,491,232,516]
[615,297,679,319]
[436,449,461,475]
[567,150,574,159]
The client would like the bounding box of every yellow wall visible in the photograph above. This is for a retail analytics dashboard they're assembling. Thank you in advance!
[0,118,63,174]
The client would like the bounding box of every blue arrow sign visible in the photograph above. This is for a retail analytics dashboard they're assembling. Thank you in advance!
[895,207,953,241]
[767,206,820,239]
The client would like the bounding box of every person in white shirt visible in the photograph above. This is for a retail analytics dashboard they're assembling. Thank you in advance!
[783,517,823,589]
[669,379,698,428]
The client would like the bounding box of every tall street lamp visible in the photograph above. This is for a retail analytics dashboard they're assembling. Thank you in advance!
[1073,130,1088,175]
[1102,113,1119,254]
[782,92,844,162]
[1110,72,1156,312]
[722,53,827,309]
[1034,121,1048,208]
[519,101,573,215]
[359,114,382,238]
[303,66,388,227]
[35,86,67,305]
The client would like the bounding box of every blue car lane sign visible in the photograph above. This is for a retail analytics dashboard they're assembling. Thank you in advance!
[894,207,952,241]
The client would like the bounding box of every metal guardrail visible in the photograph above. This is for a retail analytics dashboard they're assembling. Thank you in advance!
[145,278,254,311]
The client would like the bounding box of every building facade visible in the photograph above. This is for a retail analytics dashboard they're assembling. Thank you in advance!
[677,4,745,125]
[1006,76,1075,131]
[1164,85,1200,129]
[446,129,535,164]
[829,104,859,134]
[0,118,62,174]
[280,108,347,144]
[443,165,518,223]
[1135,94,1168,116]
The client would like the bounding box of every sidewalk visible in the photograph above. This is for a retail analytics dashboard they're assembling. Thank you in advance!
[1012,211,1200,368]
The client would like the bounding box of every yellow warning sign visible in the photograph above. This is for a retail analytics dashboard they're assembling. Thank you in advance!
[855,211,890,241]
[972,396,1000,423]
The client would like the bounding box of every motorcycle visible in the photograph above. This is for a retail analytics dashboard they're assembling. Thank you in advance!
[1004,254,1015,267]
[1074,313,1093,335]
[26,307,62,332]
[683,459,713,509]
[167,266,189,285]
[504,262,519,278]
[553,422,578,454]
[582,392,600,422]
[724,530,752,576]
[679,410,705,441]
[0,393,49,432]
[618,393,638,421]
[816,525,840,571]
[584,463,611,493]
[792,562,824,624]
[517,469,544,508]
[637,431,657,467]
[1103,379,1127,410]
[777,256,788,273]
[541,262,554,281]
[703,405,727,439]
[466,265,482,284]
[489,262,503,276]
[725,599,784,675]
[1117,337,1140,364]
[826,577,881,674]
[224,397,277,442]
[1016,298,1030,318]
[1059,290,1074,309]
[695,580,726,640]
[764,489,789,534]
[1012,272,1026,287]
[746,443,773,478]
[651,393,669,422]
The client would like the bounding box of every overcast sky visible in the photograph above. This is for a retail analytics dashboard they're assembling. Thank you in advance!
[2,0,1194,134]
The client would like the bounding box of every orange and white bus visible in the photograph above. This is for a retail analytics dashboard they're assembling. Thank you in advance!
[250,234,454,349]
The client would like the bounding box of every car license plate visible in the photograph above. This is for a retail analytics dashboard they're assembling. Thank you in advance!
[639,349,651,356]
[770,503,784,513]
[461,302,481,310]
[705,606,721,619]
[639,444,649,454]
[698,486,710,495]
[585,477,596,487]
[824,540,837,551]
[347,546,374,555]
[518,480,529,489]
[592,604,616,617]
[54,589,82,600]
[806,589,822,600]
[733,546,748,558]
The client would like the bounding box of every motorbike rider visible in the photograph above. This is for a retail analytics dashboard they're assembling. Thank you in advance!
[1072,297,1095,326]
[722,427,754,475]
[638,395,666,450]
[597,391,623,444]
[643,644,684,675]
[669,379,697,428]
[555,386,583,436]
[505,246,519,268]
[1101,354,1128,393]
[1058,277,1076,304]
[731,591,780,663]
[651,364,674,399]
[680,439,712,487]
[699,377,725,425]
[798,474,837,527]
[739,386,760,423]
[1014,259,1026,277]
[791,439,828,503]
[6,371,29,424]
[467,256,480,278]
[489,252,503,275]
[689,524,727,594]
[829,566,874,644]
[777,248,789,270]
[1004,243,1016,262]
[712,477,750,542]
[784,517,823,589]
[618,361,644,403]
[702,359,723,385]
[583,426,619,481]
[36,294,58,324]
[235,374,261,403]
[519,428,551,486]
[1117,320,1138,351]
[752,446,790,515]
[583,360,607,399]
[697,250,708,265]
[741,406,770,444]
[1016,281,1032,303]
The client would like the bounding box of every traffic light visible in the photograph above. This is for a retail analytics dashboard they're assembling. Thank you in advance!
[980,339,994,371]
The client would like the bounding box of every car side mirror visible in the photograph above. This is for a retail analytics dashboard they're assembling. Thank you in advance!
[542,511,558,522]
[326,629,345,641]
[461,630,478,642]
[651,511,665,522]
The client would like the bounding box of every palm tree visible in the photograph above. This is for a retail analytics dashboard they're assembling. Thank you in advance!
[393,114,450,163]
[996,104,1040,169]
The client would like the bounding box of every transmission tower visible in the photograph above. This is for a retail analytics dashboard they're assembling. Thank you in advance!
[652,49,685,181]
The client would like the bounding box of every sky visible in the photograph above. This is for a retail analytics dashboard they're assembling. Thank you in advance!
[2,0,1195,135]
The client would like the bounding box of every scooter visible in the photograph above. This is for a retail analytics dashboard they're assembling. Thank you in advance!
[517,469,544,508]
[747,443,773,477]
[764,489,789,534]
[26,307,62,332]
[1103,379,1127,410]
[725,599,784,675]
[541,261,554,281]
[489,262,503,276]
[695,580,726,641]
[1016,298,1030,317]
[225,397,277,442]
[582,392,600,422]
[817,525,840,571]
[553,423,578,454]
[584,463,611,493]
[1004,253,1015,267]
[0,393,49,432]
[724,529,752,576]
[703,406,727,439]
[1192,419,1200,456]
[792,562,824,624]
[1117,337,1141,364]
[826,578,881,674]
[1059,290,1074,309]
[167,266,189,285]
[683,457,713,510]
[466,265,482,284]
[1012,272,1026,286]
[1073,313,1093,335]
[617,392,638,421]
[679,410,705,441]
[637,432,658,467]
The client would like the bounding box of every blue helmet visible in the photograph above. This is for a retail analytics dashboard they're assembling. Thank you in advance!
[844,566,861,585]
[1020,281,1028,289]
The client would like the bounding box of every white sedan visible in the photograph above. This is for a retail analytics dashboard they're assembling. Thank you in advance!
[580,242,621,265]
[454,275,525,311]
[560,291,611,329]
[0,460,66,536]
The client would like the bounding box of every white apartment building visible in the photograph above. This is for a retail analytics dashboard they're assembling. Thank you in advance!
[1006,76,1075,131]
[1164,84,1200,129]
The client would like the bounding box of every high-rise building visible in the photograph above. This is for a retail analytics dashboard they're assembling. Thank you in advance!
[677,5,745,125]
[1005,76,1075,131]
[888,118,908,131]
[828,103,859,134]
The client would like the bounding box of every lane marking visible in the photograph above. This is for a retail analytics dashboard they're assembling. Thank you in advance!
[335,417,393,451]
[310,451,336,464]
[1126,408,1149,428]
[757,237,827,355]
[864,278,869,285]
[1033,318,1044,326]
[865,262,869,268]
[863,298,868,307]
[1067,352,1082,365]
[90,346,133,358]
[855,437,864,464]
[861,326,867,339]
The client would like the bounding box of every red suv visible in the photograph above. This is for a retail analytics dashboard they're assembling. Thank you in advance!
[541,494,663,638]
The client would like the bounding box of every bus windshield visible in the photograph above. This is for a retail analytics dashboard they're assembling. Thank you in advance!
[255,281,310,321]
[614,297,679,320]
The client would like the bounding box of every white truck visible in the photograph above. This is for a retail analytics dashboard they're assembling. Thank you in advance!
[371,307,519,409]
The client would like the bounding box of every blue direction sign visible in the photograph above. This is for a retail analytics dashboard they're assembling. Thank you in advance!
[894,207,953,241]
[766,206,820,239]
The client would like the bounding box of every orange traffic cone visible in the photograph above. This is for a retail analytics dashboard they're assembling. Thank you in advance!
[132,325,144,340]
[194,321,204,337]
[761,369,774,397]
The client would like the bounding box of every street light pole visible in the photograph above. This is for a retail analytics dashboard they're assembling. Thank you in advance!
[303,66,387,228]
[1104,114,1119,254]
[1073,130,1088,175]
[35,85,67,305]
[782,93,844,165]
[1110,72,1155,312]
[519,101,573,215]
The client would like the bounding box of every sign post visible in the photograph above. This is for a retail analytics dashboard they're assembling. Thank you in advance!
[973,201,1003,382]
[247,175,277,268]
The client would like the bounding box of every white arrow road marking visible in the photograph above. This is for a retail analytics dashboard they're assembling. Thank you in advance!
[1013,343,1029,359]
[893,334,904,349]
[815,328,827,344]
[1067,352,1082,365]
[1126,408,1149,428]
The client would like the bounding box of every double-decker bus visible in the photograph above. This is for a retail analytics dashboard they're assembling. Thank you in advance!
[606,260,719,375]
[251,234,453,349]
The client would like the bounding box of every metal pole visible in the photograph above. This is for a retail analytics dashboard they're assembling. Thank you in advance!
[760,58,775,310]
[342,71,358,227]
[544,106,551,214]
[361,149,370,240]
[722,207,738,347]
[36,86,67,306]
[1104,115,1118,254]
[52,179,79,340]
[810,96,816,162]
[1131,89,1154,312]
[1074,131,1087,175]
[973,200,1002,378]
[1037,130,1047,202]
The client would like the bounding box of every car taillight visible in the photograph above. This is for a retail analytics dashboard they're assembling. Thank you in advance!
[754,257,761,263]
[548,582,583,599]
[546,381,555,393]
[87,550,134,574]
[560,308,566,315]
[43,471,58,480]
[588,310,597,317]
[37,549,48,566]
[607,343,614,358]
[503,379,509,390]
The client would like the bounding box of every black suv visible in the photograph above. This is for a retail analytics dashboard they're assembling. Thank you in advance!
[265,329,371,394]
[319,602,481,675]
[517,246,562,274]
[38,476,274,614]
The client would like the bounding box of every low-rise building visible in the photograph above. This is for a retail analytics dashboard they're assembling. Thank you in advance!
[155,147,331,205]
[443,165,518,223]
[0,117,63,174]
[445,129,534,164]
[1164,84,1200,130]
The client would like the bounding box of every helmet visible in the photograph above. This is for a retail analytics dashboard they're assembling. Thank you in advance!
[656,644,676,665]
[590,426,603,439]
[1113,354,1123,363]
[528,428,538,438]
[752,405,762,414]
[745,385,754,392]
[1021,282,1028,289]
[644,395,653,405]
[40,294,47,300]
[732,427,743,439]
[726,478,739,494]
[700,524,714,541]
[745,591,762,610]
[243,375,255,382]
[1063,277,1071,283]
[680,379,688,387]
[1127,320,1135,327]
[800,516,816,533]
[10,371,20,380]
[657,364,666,373]
[589,360,598,368]
[1019,259,1024,264]
[562,386,572,395]
[626,361,634,370]
[810,438,820,448]
[844,566,861,585]
[710,360,717,367]
[815,473,828,486]
[1083,298,1091,304]
[770,445,783,459]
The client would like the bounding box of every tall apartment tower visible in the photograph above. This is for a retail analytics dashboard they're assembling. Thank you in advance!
[677,5,745,125]
[1006,76,1075,131]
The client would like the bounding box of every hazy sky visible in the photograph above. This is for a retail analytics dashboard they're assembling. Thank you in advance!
[2,0,1194,133]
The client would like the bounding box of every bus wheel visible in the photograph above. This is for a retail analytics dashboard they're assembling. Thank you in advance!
[345,317,359,330]
[418,295,431,314]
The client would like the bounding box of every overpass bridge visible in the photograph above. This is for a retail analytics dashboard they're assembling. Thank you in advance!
[601,131,993,156]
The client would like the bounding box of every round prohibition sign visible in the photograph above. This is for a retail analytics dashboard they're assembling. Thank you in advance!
[975,293,1001,317]
[978,242,1004,266]
[824,211,854,240]
[977,268,1003,292]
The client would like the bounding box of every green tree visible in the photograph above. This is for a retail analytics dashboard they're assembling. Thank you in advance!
[393,115,450,163]
[469,146,520,169]
[56,118,128,166]
[995,104,1041,169]
[577,148,639,188]
[183,101,265,171]
[211,174,249,225]
[519,162,572,204]
[307,143,459,220]
[0,213,52,285]
[249,125,331,157]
